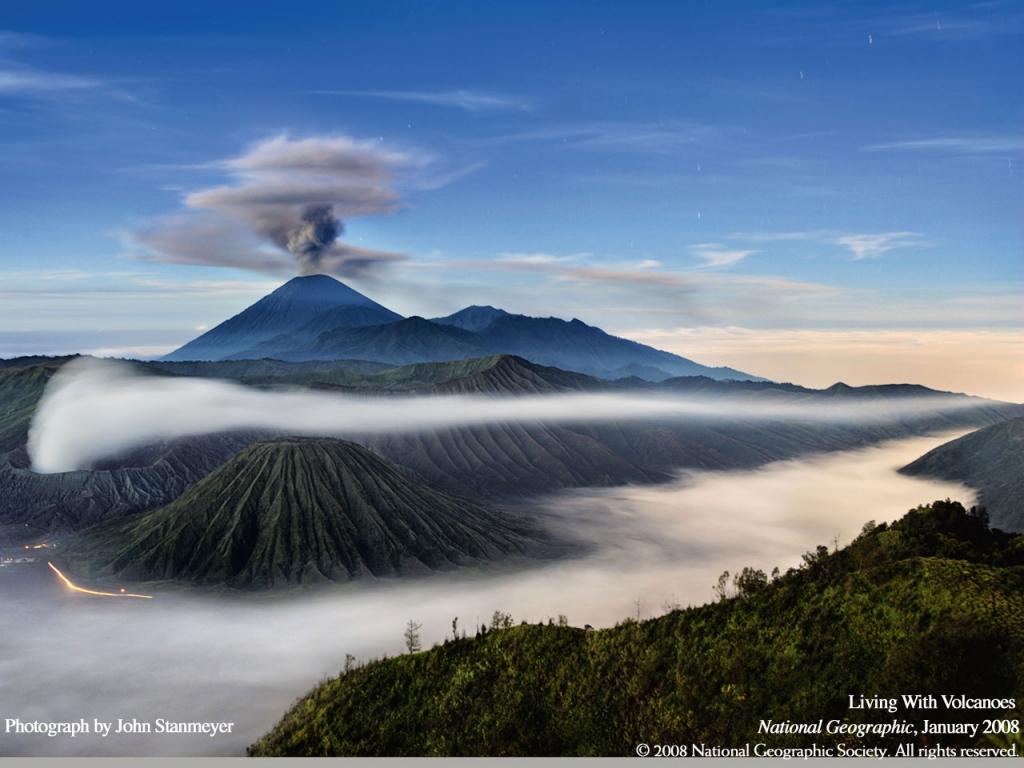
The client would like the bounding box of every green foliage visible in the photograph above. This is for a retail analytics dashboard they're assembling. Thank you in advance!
[67,438,540,588]
[0,362,61,453]
[902,417,1024,529]
[251,500,1024,756]
[732,566,768,597]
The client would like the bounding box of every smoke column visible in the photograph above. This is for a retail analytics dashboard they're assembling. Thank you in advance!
[285,206,342,273]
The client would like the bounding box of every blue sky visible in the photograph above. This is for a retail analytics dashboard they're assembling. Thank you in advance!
[0,1,1021,396]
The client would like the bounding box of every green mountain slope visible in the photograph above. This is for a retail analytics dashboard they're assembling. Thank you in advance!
[251,500,1024,756]
[68,438,542,588]
[0,358,65,453]
[902,417,1024,530]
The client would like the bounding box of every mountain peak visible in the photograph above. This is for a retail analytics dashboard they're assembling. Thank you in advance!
[74,437,539,587]
[164,275,398,361]
[432,305,511,333]
[272,274,379,308]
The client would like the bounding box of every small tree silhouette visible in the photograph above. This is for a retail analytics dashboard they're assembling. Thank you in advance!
[404,620,422,653]
[713,570,730,601]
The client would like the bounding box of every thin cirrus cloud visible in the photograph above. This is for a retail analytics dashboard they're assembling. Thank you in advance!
[734,229,929,260]
[0,34,127,100]
[313,88,533,113]
[863,137,1024,155]
[418,252,837,295]
[690,243,757,268]
[0,68,102,94]
[0,64,137,104]
[131,133,436,279]
[495,252,587,266]
[398,252,840,328]
[475,119,729,153]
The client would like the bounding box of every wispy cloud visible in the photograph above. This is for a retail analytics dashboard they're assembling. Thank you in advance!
[496,252,587,265]
[0,34,130,100]
[408,253,837,300]
[315,88,533,113]
[735,230,930,260]
[690,243,757,268]
[876,7,1024,41]
[477,119,729,153]
[864,136,1024,155]
[834,232,929,260]
[764,4,1024,46]
[0,68,103,94]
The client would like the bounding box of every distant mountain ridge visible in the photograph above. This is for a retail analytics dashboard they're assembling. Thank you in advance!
[432,305,510,333]
[165,275,758,382]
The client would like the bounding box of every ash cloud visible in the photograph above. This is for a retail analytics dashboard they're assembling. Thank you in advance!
[283,206,340,272]
[135,134,415,278]
[29,358,987,474]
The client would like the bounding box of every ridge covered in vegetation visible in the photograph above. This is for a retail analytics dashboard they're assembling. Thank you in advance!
[902,418,1024,530]
[66,438,543,588]
[251,500,1024,756]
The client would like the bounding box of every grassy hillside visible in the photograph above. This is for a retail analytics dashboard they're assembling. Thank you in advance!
[251,500,1024,756]
[0,359,65,453]
[67,438,544,588]
[902,418,1024,530]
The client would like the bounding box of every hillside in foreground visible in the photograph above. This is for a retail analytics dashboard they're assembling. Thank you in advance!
[251,500,1024,756]
[66,438,543,588]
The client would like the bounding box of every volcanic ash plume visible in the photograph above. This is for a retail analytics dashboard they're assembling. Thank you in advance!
[136,134,410,278]
[284,206,342,274]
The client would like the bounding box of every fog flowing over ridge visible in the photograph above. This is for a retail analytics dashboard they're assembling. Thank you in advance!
[28,358,993,473]
[0,434,974,756]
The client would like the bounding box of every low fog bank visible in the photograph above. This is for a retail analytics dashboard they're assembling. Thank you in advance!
[0,433,974,756]
[29,358,990,473]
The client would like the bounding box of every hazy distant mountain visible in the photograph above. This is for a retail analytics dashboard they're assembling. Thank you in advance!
[470,313,754,381]
[235,316,485,365]
[175,274,758,381]
[901,417,1024,530]
[68,438,541,588]
[600,363,674,382]
[432,305,511,332]
[164,275,399,361]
